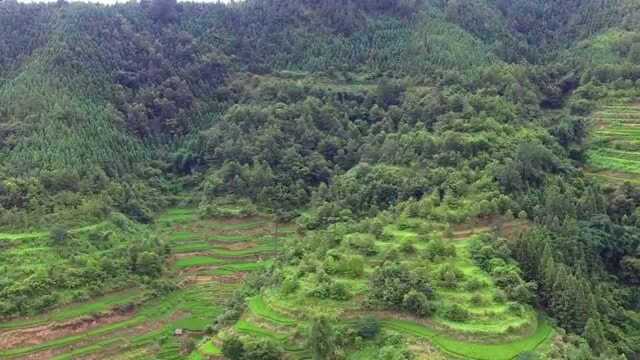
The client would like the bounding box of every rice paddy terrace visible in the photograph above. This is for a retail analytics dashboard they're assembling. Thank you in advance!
[193,218,554,360]
[0,207,288,360]
[588,101,640,184]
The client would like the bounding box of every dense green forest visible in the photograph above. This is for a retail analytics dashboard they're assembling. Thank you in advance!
[1,0,640,359]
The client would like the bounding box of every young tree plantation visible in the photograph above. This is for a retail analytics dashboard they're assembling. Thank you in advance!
[1,0,640,359]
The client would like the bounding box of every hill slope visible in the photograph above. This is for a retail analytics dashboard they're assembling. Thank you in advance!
[1,0,640,359]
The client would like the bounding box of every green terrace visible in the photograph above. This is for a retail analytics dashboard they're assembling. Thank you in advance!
[588,101,640,179]
[0,207,284,359]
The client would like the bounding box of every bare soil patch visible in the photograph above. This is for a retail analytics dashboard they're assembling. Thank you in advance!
[185,272,247,285]
[218,241,257,251]
[0,308,135,350]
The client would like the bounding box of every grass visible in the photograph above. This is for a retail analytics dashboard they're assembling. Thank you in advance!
[1,317,147,359]
[2,205,548,360]
[235,319,289,341]
[210,260,272,275]
[175,256,226,268]
[588,101,640,178]
[198,340,221,356]
[382,318,553,360]
[2,206,282,360]
[247,295,296,325]
[0,288,144,331]
[229,217,546,359]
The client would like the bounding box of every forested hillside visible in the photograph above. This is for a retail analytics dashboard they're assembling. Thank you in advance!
[1,0,640,359]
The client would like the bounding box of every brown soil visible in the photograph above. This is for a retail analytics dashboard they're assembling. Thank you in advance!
[449,218,528,240]
[20,310,187,360]
[0,308,135,350]
[185,272,247,285]
[206,226,273,237]
[408,341,447,360]
[219,241,257,251]
[173,251,208,259]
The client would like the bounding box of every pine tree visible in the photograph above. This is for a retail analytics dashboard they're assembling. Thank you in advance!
[309,317,336,360]
[584,317,607,355]
[538,243,556,305]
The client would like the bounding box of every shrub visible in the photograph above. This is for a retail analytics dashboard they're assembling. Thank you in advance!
[281,277,299,295]
[402,290,435,317]
[49,225,70,245]
[422,238,456,261]
[356,316,381,339]
[470,294,485,306]
[348,234,378,256]
[382,247,400,261]
[369,262,434,310]
[442,304,470,322]
[181,338,196,354]
[243,338,283,360]
[308,278,351,301]
[399,240,417,254]
[338,255,365,277]
[437,264,464,288]
[110,212,130,230]
[493,289,507,304]
[222,336,245,360]
[329,281,351,301]
[464,278,487,291]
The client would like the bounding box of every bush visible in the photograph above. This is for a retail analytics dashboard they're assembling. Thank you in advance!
[49,225,70,245]
[494,289,507,304]
[422,238,456,261]
[243,338,283,360]
[399,240,417,254]
[348,234,378,256]
[281,277,299,295]
[470,294,485,306]
[338,255,365,277]
[442,304,470,322]
[464,278,487,291]
[329,281,351,301]
[402,290,435,317]
[110,212,130,230]
[437,264,464,288]
[222,336,245,360]
[308,279,351,301]
[181,338,196,354]
[368,262,434,311]
[356,316,381,339]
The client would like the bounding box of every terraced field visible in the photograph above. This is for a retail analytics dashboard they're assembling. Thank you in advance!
[194,218,553,360]
[588,102,640,183]
[0,208,285,360]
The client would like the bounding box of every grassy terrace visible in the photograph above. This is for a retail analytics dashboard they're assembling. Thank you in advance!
[2,207,551,359]
[588,102,640,180]
[0,207,282,360]
[192,217,551,359]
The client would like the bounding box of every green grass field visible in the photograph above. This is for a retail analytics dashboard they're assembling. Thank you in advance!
[588,102,640,180]
[1,206,552,359]
[191,216,551,359]
[0,207,282,360]
[383,318,553,360]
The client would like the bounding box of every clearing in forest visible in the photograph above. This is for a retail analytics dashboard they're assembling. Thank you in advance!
[588,101,640,183]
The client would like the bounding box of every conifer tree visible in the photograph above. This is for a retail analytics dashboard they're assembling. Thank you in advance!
[309,317,336,360]
[584,317,607,355]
